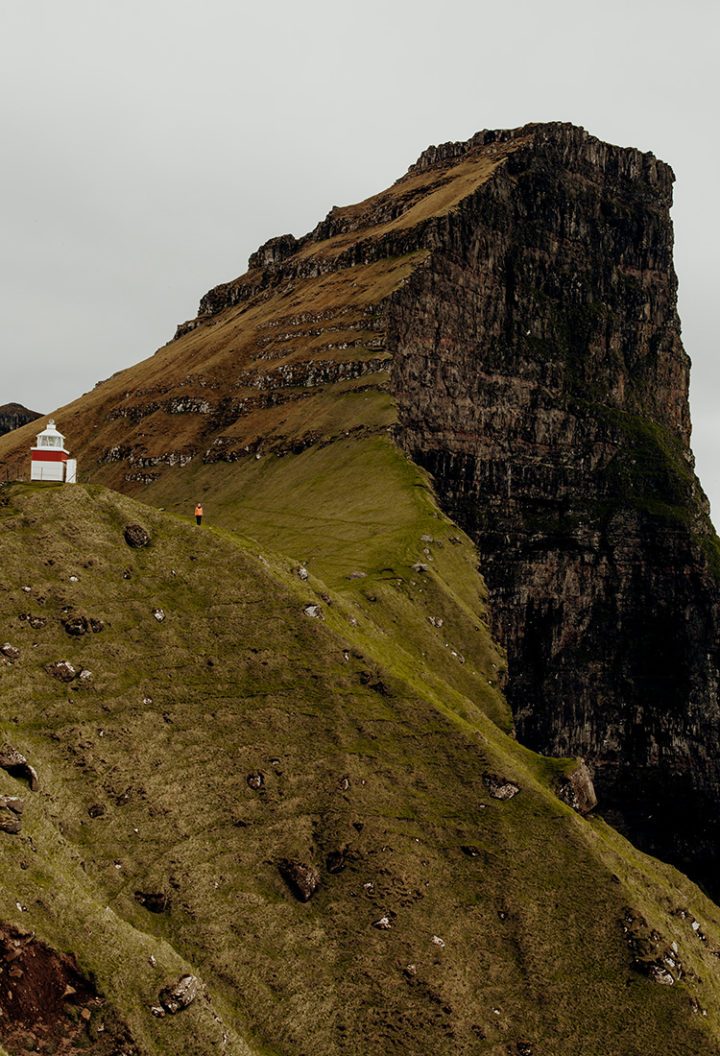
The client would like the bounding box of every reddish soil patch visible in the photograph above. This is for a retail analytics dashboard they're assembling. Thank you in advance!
[0,922,136,1055]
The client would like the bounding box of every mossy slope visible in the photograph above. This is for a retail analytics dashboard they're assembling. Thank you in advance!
[2,480,720,1055]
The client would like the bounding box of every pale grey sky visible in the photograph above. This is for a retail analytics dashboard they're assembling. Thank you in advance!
[2,0,718,514]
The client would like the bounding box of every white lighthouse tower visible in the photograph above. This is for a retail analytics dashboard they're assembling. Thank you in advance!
[30,420,77,483]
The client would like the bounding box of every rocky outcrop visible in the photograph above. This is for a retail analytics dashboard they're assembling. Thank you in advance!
[483,773,521,801]
[0,744,39,791]
[0,795,24,834]
[557,762,597,816]
[123,524,151,549]
[278,858,321,902]
[157,974,198,1015]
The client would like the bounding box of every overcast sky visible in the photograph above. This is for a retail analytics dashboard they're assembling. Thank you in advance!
[2,0,718,515]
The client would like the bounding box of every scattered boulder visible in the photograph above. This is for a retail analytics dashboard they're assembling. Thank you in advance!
[412,563,430,574]
[158,974,198,1014]
[20,613,47,629]
[62,614,105,637]
[0,745,39,790]
[153,608,165,622]
[135,891,171,914]
[124,524,151,549]
[294,565,309,581]
[0,813,21,835]
[303,604,322,619]
[0,795,24,815]
[373,915,392,930]
[431,935,446,948]
[246,771,265,791]
[63,615,89,636]
[45,660,77,683]
[483,773,520,800]
[87,803,106,818]
[646,963,675,985]
[278,858,320,902]
[1,643,20,661]
[0,796,24,834]
[326,848,348,874]
[556,760,597,815]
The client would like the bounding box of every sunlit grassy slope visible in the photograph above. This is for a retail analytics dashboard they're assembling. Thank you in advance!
[3,475,720,1056]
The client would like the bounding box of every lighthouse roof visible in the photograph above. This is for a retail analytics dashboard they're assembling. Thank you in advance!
[37,418,64,440]
[33,418,68,451]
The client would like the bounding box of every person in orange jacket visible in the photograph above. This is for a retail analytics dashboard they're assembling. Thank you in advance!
[194,502,203,525]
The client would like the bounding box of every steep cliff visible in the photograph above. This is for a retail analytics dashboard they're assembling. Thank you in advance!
[387,125,720,894]
[0,122,717,901]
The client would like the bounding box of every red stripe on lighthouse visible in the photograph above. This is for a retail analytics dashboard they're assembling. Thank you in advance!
[31,451,68,462]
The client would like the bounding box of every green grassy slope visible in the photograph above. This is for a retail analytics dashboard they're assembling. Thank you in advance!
[3,477,720,1055]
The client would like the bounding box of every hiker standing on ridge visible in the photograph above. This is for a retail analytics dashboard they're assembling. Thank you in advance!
[195,502,203,526]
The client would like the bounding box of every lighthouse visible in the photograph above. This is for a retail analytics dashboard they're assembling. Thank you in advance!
[30,420,77,483]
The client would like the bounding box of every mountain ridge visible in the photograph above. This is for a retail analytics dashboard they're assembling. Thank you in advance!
[1,122,715,891]
[2,121,720,1052]
[0,403,41,441]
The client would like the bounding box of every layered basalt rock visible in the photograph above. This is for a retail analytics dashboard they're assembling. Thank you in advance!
[387,124,720,893]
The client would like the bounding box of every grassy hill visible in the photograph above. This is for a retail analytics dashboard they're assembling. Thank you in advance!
[3,475,720,1055]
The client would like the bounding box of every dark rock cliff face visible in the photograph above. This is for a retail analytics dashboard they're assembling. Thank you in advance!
[0,403,41,437]
[389,124,720,894]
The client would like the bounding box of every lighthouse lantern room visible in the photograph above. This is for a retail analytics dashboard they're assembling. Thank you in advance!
[30,420,77,483]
